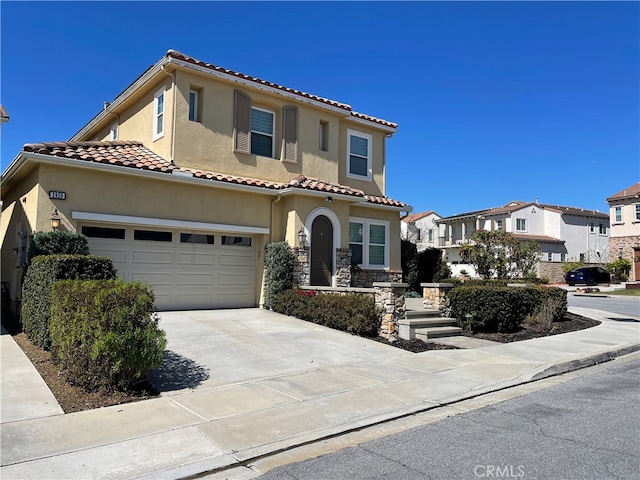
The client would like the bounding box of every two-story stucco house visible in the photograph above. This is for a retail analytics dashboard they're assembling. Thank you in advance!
[607,182,640,282]
[435,200,609,278]
[400,211,442,252]
[0,50,411,311]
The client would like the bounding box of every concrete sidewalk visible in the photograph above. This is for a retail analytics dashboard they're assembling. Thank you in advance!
[1,307,639,480]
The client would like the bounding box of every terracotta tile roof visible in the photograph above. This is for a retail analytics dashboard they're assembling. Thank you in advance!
[402,211,438,223]
[607,182,640,202]
[21,141,408,208]
[166,50,397,129]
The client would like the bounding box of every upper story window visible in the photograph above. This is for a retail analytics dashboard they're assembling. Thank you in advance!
[347,129,372,181]
[635,204,640,221]
[428,229,434,243]
[251,107,275,157]
[599,223,607,235]
[516,218,527,232]
[614,206,622,223]
[496,219,503,231]
[153,87,165,140]
[188,89,199,122]
[109,123,118,141]
[589,223,595,233]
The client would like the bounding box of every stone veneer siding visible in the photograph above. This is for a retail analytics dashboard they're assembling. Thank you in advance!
[292,246,310,287]
[335,248,352,287]
[351,269,403,288]
[610,236,640,281]
[421,283,454,311]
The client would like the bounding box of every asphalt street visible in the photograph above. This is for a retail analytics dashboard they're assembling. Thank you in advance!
[256,355,640,480]
[568,294,640,318]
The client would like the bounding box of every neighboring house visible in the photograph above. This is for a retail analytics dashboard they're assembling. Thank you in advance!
[401,210,442,251]
[0,105,9,124]
[0,50,411,311]
[607,182,640,282]
[435,200,609,277]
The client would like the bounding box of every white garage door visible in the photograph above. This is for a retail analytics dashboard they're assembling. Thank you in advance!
[80,224,257,310]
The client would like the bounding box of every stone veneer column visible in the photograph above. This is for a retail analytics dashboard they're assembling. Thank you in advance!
[421,283,455,311]
[373,282,407,339]
[335,248,352,287]
[292,246,310,287]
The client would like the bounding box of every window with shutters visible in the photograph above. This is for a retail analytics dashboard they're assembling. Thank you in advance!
[234,90,251,153]
[251,107,274,157]
[153,87,165,141]
[346,129,372,181]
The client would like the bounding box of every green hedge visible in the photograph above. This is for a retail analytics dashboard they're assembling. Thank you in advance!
[21,255,117,349]
[28,231,89,264]
[448,286,567,333]
[264,242,295,310]
[272,290,380,337]
[50,279,166,391]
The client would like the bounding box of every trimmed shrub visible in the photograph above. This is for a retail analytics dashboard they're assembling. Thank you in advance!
[50,279,166,391]
[21,255,117,349]
[264,241,295,310]
[456,279,509,288]
[273,290,380,337]
[448,286,567,333]
[28,231,89,264]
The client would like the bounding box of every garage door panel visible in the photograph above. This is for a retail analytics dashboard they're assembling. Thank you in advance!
[132,250,173,264]
[219,253,253,267]
[132,272,172,285]
[84,224,257,310]
[177,252,215,265]
[177,273,216,285]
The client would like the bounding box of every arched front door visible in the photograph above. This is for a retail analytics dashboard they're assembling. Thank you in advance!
[311,215,333,286]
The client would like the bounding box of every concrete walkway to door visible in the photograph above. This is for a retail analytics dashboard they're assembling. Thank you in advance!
[2,307,639,479]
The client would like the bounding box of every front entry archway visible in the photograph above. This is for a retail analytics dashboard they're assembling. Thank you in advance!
[311,215,333,286]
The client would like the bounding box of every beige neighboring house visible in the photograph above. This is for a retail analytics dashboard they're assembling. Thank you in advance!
[401,210,442,251]
[607,182,640,282]
[0,50,411,311]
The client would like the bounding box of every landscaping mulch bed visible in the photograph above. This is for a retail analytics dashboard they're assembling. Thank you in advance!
[371,336,458,353]
[10,330,158,414]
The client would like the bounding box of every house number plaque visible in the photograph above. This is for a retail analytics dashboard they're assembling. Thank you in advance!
[49,191,66,200]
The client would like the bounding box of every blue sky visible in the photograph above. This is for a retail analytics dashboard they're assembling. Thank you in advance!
[1,1,638,217]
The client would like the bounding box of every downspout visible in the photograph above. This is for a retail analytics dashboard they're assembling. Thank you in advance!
[270,193,282,243]
[161,65,177,164]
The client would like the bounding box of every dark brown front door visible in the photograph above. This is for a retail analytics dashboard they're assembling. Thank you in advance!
[311,215,333,286]
[634,248,640,282]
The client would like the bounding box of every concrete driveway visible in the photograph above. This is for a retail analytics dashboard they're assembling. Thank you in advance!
[148,308,411,395]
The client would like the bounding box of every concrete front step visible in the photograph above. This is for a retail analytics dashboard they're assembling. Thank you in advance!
[404,309,442,319]
[398,315,461,341]
[415,326,463,340]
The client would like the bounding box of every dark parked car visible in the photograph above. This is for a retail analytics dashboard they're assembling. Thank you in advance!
[566,266,611,286]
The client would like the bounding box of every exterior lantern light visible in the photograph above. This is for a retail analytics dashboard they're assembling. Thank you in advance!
[50,209,61,231]
[298,228,307,247]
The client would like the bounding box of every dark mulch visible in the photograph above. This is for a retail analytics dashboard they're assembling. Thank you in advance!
[371,336,458,353]
[5,315,159,413]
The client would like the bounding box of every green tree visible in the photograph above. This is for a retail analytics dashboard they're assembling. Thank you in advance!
[459,230,540,280]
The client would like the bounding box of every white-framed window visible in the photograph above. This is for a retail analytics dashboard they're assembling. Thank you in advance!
[109,123,118,141]
[349,218,389,268]
[547,252,552,261]
[635,204,640,221]
[614,206,622,223]
[347,129,372,180]
[496,219,503,231]
[589,223,595,233]
[188,89,199,122]
[251,107,275,157]
[153,87,165,140]
[516,218,527,232]
[599,223,607,235]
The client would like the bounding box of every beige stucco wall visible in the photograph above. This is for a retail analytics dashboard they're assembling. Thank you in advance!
[610,202,640,237]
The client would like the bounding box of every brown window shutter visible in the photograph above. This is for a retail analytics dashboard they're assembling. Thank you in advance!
[282,106,298,163]
[234,90,251,153]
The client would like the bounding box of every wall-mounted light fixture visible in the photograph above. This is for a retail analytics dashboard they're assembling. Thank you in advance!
[50,209,61,231]
[298,228,307,247]
[326,196,333,203]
